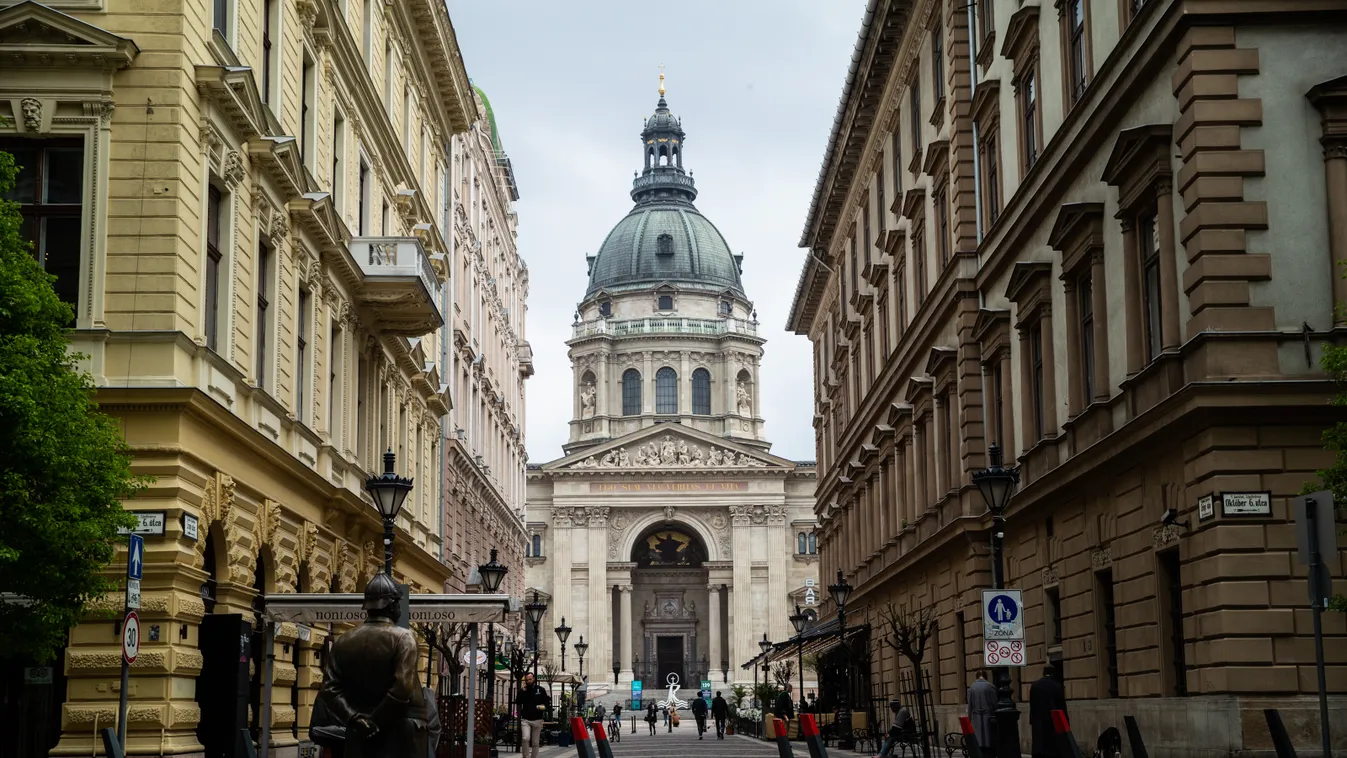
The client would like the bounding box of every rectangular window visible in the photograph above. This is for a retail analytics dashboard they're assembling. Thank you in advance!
[980,0,995,46]
[1030,325,1045,439]
[2,138,85,313]
[361,0,373,60]
[1022,72,1039,170]
[1157,550,1187,696]
[382,201,390,235]
[850,237,859,293]
[329,324,341,434]
[991,361,1005,446]
[1044,586,1063,647]
[297,288,310,423]
[356,356,368,460]
[403,86,413,146]
[205,184,224,350]
[863,199,872,266]
[1067,0,1088,105]
[332,111,346,212]
[891,131,903,194]
[213,0,228,35]
[385,41,395,111]
[914,234,926,305]
[983,131,1000,226]
[944,394,957,490]
[897,266,907,335]
[936,186,949,266]
[1078,274,1095,403]
[301,54,316,168]
[1139,213,1163,360]
[358,158,370,236]
[931,24,945,104]
[262,0,275,106]
[879,299,890,357]
[910,80,922,155]
[877,166,886,236]
[1095,569,1119,699]
[256,242,272,387]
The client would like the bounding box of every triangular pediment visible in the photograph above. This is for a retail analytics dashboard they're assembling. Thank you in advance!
[544,424,794,472]
[0,1,138,68]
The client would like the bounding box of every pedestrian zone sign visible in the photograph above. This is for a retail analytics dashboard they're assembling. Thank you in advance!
[981,589,1023,640]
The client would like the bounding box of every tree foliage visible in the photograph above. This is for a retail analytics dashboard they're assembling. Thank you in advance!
[0,151,144,662]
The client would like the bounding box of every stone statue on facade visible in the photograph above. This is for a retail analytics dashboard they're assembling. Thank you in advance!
[580,382,596,419]
[318,574,431,758]
[736,380,752,416]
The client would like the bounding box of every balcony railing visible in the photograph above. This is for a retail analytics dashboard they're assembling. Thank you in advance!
[571,316,759,339]
[349,237,443,337]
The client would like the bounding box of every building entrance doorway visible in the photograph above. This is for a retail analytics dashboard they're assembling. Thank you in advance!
[656,636,682,684]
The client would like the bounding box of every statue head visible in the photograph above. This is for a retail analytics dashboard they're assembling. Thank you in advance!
[363,573,401,621]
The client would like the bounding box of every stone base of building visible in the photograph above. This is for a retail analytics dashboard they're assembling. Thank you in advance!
[931,695,1345,757]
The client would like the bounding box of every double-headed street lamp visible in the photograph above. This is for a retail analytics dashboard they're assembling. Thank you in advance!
[364,450,413,575]
[827,568,854,747]
[477,549,508,717]
[574,635,589,678]
[973,442,1023,758]
[555,617,572,671]
[789,604,808,713]
[524,591,548,678]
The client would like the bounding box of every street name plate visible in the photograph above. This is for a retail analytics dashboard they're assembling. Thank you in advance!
[126,579,141,610]
[118,512,167,536]
[1220,492,1271,516]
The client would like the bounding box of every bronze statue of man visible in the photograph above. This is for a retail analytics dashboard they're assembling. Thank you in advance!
[319,573,428,758]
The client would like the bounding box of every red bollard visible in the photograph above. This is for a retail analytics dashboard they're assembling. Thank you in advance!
[592,721,615,758]
[800,713,828,758]
[1051,710,1086,758]
[772,718,793,758]
[570,718,597,758]
[957,716,986,758]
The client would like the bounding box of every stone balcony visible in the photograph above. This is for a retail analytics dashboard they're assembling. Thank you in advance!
[570,316,759,340]
[349,237,443,337]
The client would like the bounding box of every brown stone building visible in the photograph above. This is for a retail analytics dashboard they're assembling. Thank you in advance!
[787,0,1347,754]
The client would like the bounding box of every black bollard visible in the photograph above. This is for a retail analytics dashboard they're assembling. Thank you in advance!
[772,718,793,758]
[570,718,597,758]
[592,721,615,758]
[1050,710,1085,758]
[957,716,986,758]
[1123,715,1149,758]
[1264,709,1300,758]
[800,713,829,758]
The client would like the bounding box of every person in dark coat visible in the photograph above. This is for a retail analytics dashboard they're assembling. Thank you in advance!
[773,683,796,721]
[877,699,913,758]
[646,702,658,735]
[691,695,709,739]
[967,669,998,756]
[1028,666,1067,758]
[711,691,729,739]
[516,673,551,758]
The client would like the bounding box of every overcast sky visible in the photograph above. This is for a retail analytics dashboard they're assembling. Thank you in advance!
[446,0,866,463]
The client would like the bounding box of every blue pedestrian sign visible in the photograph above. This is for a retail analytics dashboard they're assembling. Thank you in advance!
[981,589,1023,641]
[127,534,145,581]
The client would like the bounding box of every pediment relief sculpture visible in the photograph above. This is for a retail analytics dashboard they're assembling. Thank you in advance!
[568,434,768,469]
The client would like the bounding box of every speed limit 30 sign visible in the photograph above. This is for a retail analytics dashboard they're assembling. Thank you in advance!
[983,639,1025,667]
[122,611,140,664]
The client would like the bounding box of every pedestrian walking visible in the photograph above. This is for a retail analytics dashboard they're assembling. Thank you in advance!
[517,673,551,758]
[667,703,678,732]
[774,683,796,722]
[646,701,658,735]
[711,691,729,739]
[967,670,997,757]
[1028,666,1067,758]
[691,695,709,739]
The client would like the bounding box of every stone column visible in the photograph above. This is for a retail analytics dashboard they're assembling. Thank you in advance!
[730,509,754,673]
[1019,329,1034,449]
[1040,312,1058,434]
[767,508,788,645]
[931,394,946,497]
[679,350,691,414]
[620,584,634,682]
[1063,279,1082,416]
[707,584,722,674]
[642,352,654,414]
[588,508,609,679]
[1090,251,1110,401]
[905,435,918,528]
[551,507,575,664]
[1119,219,1144,374]
[1155,180,1181,350]
[913,422,926,517]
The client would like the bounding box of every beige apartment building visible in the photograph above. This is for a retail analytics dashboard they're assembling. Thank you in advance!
[788,0,1347,755]
[440,89,532,600]
[0,0,483,754]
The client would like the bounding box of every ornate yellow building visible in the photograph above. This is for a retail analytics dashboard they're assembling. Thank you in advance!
[0,0,477,753]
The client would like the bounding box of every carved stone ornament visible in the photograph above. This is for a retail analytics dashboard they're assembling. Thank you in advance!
[1090,547,1112,570]
[1152,524,1180,549]
[223,150,245,187]
[270,212,289,242]
[579,381,597,419]
[736,379,753,416]
[1041,564,1061,588]
[586,506,610,527]
[20,97,41,132]
[568,434,768,469]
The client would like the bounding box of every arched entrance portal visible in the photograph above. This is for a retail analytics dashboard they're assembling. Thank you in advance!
[630,524,708,688]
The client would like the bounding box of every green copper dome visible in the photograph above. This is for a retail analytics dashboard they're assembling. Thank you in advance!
[585,93,744,298]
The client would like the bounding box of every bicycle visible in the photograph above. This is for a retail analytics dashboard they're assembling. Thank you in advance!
[608,716,622,742]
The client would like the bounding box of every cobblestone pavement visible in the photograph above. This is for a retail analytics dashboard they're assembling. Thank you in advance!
[528,716,810,758]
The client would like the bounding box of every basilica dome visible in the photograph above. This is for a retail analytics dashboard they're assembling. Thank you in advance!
[584,90,745,298]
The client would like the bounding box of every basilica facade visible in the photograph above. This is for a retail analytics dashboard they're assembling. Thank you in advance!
[525,83,817,692]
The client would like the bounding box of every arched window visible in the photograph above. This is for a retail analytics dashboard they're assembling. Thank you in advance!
[692,368,711,415]
[622,369,642,415]
[657,233,674,257]
[655,367,678,414]
[797,533,807,554]
[531,533,542,557]
[808,533,817,554]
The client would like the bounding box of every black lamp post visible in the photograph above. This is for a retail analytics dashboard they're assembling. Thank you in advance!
[973,442,1023,758]
[758,634,772,708]
[574,635,588,679]
[478,548,508,725]
[364,450,413,575]
[827,568,853,747]
[555,617,572,671]
[789,604,808,713]
[524,591,548,678]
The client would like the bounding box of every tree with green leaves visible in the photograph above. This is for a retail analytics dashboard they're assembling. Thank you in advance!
[0,150,144,663]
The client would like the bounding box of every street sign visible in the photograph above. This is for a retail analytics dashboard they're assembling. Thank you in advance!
[125,579,141,610]
[462,649,489,667]
[182,513,199,541]
[1220,492,1271,517]
[631,680,642,709]
[117,512,166,536]
[983,639,1025,667]
[24,667,53,684]
[982,589,1023,640]
[1293,491,1337,606]
[127,534,144,580]
[122,611,140,664]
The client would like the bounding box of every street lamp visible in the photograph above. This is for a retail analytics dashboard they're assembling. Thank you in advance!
[574,635,588,679]
[972,442,1023,758]
[524,591,548,678]
[555,617,572,671]
[757,634,772,710]
[789,604,808,713]
[827,568,853,747]
[477,549,508,725]
[364,450,413,575]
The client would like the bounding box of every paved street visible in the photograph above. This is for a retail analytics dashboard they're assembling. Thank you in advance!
[530,718,809,758]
